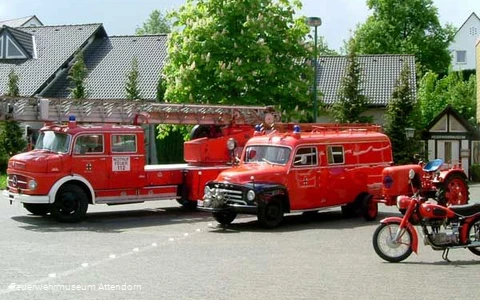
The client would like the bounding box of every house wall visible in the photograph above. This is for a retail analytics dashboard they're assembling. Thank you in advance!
[449,14,480,71]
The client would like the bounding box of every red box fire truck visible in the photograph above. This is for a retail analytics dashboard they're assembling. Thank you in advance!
[199,124,393,228]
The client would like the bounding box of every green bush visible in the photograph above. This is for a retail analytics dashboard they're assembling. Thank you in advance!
[470,164,480,182]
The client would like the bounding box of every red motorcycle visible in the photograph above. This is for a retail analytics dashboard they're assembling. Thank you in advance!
[373,169,480,262]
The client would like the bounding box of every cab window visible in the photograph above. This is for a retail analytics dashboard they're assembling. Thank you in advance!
[327,146,344,164]
[74,134,104,154]
[293,147,317,167]
[112,134,137,153]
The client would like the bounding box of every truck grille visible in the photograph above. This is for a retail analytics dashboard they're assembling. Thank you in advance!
[217,188,246,205]
[8,174,28,189]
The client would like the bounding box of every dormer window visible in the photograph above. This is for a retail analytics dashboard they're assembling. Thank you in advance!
[5,35,27,59]
[0,26,33,60]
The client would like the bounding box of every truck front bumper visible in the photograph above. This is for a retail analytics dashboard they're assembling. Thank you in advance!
[197,200,258,214]
[3,189,50,205]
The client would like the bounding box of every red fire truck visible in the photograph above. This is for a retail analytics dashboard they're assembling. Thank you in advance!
[1,97,279,222]
[199,124,393,228]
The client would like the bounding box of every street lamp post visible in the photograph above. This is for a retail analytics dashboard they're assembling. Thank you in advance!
[306,16,322,122]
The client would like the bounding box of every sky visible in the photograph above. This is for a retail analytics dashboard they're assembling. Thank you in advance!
[0,0,478,51]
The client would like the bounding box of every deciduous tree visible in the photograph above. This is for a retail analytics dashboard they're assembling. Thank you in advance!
[354,0,455,75]
[163,0,313,121]
[136,9,172,35]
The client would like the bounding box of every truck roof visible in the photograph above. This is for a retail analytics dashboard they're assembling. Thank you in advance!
[247,128,390,147]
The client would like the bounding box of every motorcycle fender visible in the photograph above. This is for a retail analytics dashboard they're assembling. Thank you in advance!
[380,216,419,253]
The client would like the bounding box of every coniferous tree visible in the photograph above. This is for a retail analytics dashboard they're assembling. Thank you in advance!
[125,57,142,100]
[68,52,88,99]
[330,38,372,123]
[384,63,419,164]
[0,69,27,167]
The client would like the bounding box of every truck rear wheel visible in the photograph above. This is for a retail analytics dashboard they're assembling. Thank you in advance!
[50,184,88,223]
[23,203,49,216]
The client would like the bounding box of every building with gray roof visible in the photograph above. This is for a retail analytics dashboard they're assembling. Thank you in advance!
[0,17,415,126]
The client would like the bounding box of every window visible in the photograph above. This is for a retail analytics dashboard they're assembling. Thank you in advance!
[244,145,291,165]
[74,134,104,154]
[5,36,27,59]
[293,147,318,166]
[456,50,466,64]
[327,146,344,164]
[112,134,137,153]
[0,36,3,59]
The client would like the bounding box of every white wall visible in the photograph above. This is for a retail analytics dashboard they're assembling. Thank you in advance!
[449,13,480,71]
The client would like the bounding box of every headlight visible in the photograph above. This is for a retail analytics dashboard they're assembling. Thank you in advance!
[28,179,38,191]
[204,186,212,199]
[247,190,256,201]
[226,138,237,151]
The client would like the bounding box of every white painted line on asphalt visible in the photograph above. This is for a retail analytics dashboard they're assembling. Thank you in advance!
[0,225,210,295]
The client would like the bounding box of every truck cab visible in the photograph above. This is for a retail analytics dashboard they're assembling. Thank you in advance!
[199,124,393,228]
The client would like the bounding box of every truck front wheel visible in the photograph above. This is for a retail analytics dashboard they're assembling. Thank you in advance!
[50,184,88,223]
[212,211,237,225]
[258,199,284,228]
[23,203,49,216]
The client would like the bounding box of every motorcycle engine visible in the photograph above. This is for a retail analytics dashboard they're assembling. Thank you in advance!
[424,223,459,246]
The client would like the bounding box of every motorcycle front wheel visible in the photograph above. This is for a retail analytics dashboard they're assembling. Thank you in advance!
[373,222,413,263]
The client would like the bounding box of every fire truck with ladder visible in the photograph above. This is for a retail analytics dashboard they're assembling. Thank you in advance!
[0,96,279,222]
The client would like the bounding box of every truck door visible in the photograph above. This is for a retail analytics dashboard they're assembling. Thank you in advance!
[71,134,108,189]
[289,146,323,210]
[320,145,349,206]
[108,133,145,189]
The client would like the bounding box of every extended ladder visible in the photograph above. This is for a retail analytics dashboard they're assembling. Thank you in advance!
[0,97,280,125]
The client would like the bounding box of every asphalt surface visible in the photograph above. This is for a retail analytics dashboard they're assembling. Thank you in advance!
[1,184,480,300]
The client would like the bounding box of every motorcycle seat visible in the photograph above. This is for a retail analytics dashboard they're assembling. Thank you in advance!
[423,159,443,172]
[450,203,480,217]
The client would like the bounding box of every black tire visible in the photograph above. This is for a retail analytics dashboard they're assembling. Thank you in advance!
[212,211,237,225]
[361,195,378,221]
[50,184,88,223]
[467,218,480,256]
[258,199,284,228]
[176,199,198,210]
[23,203,49,216]
[341,203,357,218]
[372,222,413,263]
[436,173,469,206]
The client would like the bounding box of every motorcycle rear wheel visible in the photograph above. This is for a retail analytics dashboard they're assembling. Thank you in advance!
[467,218,480,256]
[373,222,413,263]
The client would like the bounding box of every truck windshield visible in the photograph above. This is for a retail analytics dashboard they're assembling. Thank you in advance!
[244,145,291,165]
[35,131,71,153]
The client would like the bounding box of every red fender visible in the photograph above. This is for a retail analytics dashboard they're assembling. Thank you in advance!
[380,216,419,253]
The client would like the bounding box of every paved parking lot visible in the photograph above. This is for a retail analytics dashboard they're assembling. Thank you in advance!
[0,185,479,300]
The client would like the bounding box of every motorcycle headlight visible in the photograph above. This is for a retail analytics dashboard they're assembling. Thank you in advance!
[28,179,38,191]
[247,190,256,201]
[204,186,212,199]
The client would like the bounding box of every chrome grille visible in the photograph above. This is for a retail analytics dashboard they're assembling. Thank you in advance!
[217,188,245,205]
[8,174,28,189]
